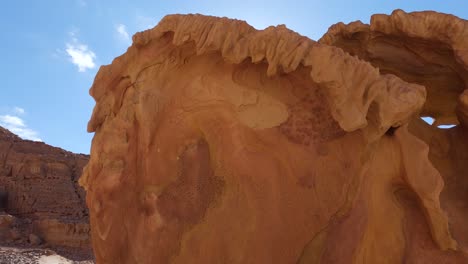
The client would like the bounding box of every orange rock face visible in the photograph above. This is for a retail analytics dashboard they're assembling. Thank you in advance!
[81,11,468,263]
[320,9,468,127]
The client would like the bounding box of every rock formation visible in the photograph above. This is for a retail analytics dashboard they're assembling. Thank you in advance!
[0,126,92,259]
[320,10,468,261]
[319,9,468,128]
[81,10,468,263]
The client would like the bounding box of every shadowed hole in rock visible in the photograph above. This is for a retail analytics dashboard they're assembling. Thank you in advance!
[0,189,7,211]
[385,126,399,136]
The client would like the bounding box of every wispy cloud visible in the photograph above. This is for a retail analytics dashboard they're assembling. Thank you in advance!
[65,31,96,72]
[0,113,41,142]
[13,106,25,115]
[0,115,24,127]
[116,24,130,42]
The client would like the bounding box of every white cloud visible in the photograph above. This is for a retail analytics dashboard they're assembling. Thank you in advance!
[14,107,25,115]
[0,114,41,141]
[66,43,96,72]
[0,115,25,127]
[116,24,130,42]
[65,32,96,72]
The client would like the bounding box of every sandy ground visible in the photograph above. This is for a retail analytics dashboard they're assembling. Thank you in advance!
[0,247,94,264]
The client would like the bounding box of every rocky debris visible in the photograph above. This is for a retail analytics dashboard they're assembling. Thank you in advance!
[0,213,14,229]
[32,219,90,248]
[0,247,94,264]
[81,11,468,264]
[0,213,16,244]
[0,126,92,260]
[8,228,21,241]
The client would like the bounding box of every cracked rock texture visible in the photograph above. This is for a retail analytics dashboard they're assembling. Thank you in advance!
[0,126,92,259]
[81,11,468,263]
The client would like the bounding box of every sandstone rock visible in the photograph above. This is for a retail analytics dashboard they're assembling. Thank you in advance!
[29,233,42,246]
[81,12,468,263]
[0,126,91,255]
[9,228,21,241]
[0,213,16,242]
[33,218,91,248]
[320,9,468,127]
[0,213,15,229]
[321,10,468,260]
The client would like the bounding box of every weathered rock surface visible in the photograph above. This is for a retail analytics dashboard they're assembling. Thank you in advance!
[0,126,92,259]
[0,212,16,241]
[321,10,468,262]
[320,9,468,127]
[81,11,468,263]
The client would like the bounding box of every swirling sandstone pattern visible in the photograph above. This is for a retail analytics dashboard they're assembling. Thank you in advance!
[321,10,468,263]
[81,11,468,263]
[320,9,468,127]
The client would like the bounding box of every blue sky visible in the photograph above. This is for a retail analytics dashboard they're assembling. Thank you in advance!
[1,1,467,154]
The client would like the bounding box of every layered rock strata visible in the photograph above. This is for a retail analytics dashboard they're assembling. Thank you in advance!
[0,127,91,257]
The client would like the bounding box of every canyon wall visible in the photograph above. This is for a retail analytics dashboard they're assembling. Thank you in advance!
[81,10,468,263]
[0,126,91,258]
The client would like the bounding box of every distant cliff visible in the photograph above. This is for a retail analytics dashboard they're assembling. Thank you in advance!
[0,126,91,259]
